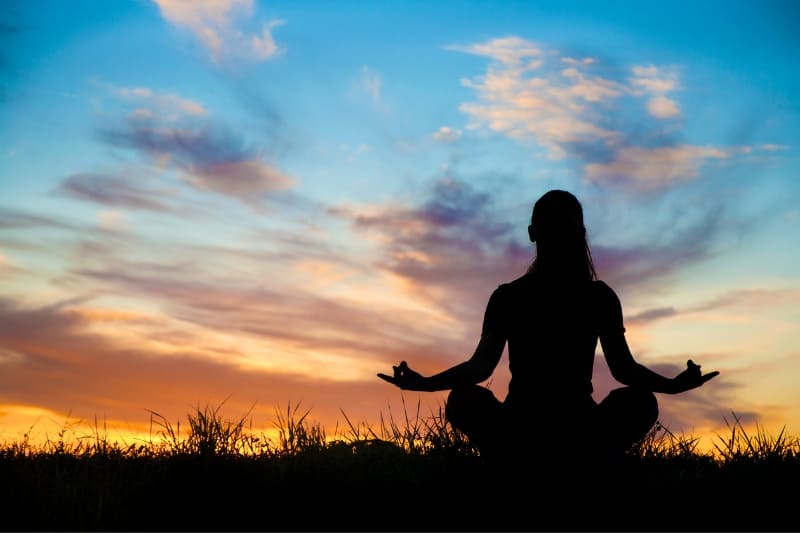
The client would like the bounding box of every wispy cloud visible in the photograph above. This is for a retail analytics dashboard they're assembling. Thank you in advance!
[328,172,743,324]
[593,203,724,293]
[584,145,729,190]
[111,85,208,118]
[629,288,800,325]
[331,178,531,322]
[432,126,462,143]
[70,249,461,369]
[759,143,790,152]
[0,198,474,429]
[629,65,679,93]
[0,201,460,375]
[452,37,624,160]
[56,173,177,212]
[629,64,681,119]
[447,36,545,68]
[97,92,294,205]
[449,37,740,190]
[0,296,409,437]
[152,0,285,64]
[0,206,83,232]
[0,189,770,447]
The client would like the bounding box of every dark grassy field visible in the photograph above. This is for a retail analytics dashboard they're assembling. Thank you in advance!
[1,403,798,532]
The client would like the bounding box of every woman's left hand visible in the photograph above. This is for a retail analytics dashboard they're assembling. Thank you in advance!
[671,359,720,393]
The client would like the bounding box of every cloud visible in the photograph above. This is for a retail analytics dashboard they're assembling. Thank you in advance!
[629,64,679,94]
[692,288,800,313]
[628,306,678,324]
[450,38,738,189]
[98,113,294,205]
[328,172,737,326]
[183,159,292,198]
[113,85,208,117]
[629,65,681,119]
[455,38,624,160]
[56,173,176,212]
[0,187,771,450]
[249,19,284,60]
[10,201,466,376]
[87,82,297,208]
[0,296,419,440]
[629,288,800,325]
[0,191,487,435]
[561,57,597,66]
[646,95,680,118]
[0,206,83,232]
[330,178,531,323]
[432,126,462,143]
[592,203,724,293]
[584,145,729,190]
[152,0,285,64]
[71,252,464,368]
[760,143,790,152]
[447,36,545,68]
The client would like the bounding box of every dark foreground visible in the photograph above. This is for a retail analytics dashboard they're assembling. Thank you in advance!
[2,447,798,532]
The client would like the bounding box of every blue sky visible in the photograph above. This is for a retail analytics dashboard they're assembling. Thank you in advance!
[1,0,798,450]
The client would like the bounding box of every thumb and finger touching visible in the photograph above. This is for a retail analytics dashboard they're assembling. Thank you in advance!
[681,358,720,389]
[377,360,412,388]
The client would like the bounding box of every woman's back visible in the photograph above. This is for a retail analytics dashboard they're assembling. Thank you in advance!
[483,272,624,414]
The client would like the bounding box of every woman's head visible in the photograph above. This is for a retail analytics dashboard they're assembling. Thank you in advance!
[527,189,596,281]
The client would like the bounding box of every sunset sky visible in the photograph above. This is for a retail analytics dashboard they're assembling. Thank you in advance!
[1,0,798,452]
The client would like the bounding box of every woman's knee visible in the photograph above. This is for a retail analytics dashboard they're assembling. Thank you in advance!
[445,385,499,428]
[600,387,659,432]
[630,388,658,426]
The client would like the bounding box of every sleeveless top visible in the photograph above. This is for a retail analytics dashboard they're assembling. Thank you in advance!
[481,273,625,413]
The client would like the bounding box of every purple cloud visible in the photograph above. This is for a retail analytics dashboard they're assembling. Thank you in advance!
[56,173,175,212]
[331,178,532,323]
[97,113,293,205]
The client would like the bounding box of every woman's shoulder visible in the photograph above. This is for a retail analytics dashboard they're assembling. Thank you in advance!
[592,278,614,291]
[591,279,622,305]
[495,274,619,297]
[500,273,536,292]
[487,274,531,302]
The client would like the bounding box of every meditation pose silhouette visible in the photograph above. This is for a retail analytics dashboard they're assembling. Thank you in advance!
[378,189,719,470]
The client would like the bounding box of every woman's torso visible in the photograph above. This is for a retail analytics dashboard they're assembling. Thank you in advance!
[486,273,617,415]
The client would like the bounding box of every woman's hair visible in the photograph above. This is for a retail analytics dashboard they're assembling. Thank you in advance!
[527,189,597,281]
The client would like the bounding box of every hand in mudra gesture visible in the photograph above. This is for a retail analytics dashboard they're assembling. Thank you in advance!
[377,361,428,391]
[671,359,719,393]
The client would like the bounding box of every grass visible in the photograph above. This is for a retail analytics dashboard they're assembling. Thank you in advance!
[1,400,798,532]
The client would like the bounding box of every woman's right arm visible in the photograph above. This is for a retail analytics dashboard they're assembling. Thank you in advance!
[376,332,505,392]
[377,286,508,392]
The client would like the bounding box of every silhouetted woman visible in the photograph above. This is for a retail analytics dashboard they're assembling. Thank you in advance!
[378,189,719,468]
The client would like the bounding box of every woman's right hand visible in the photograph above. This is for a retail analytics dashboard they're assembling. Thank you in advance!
[377,361,428,391]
